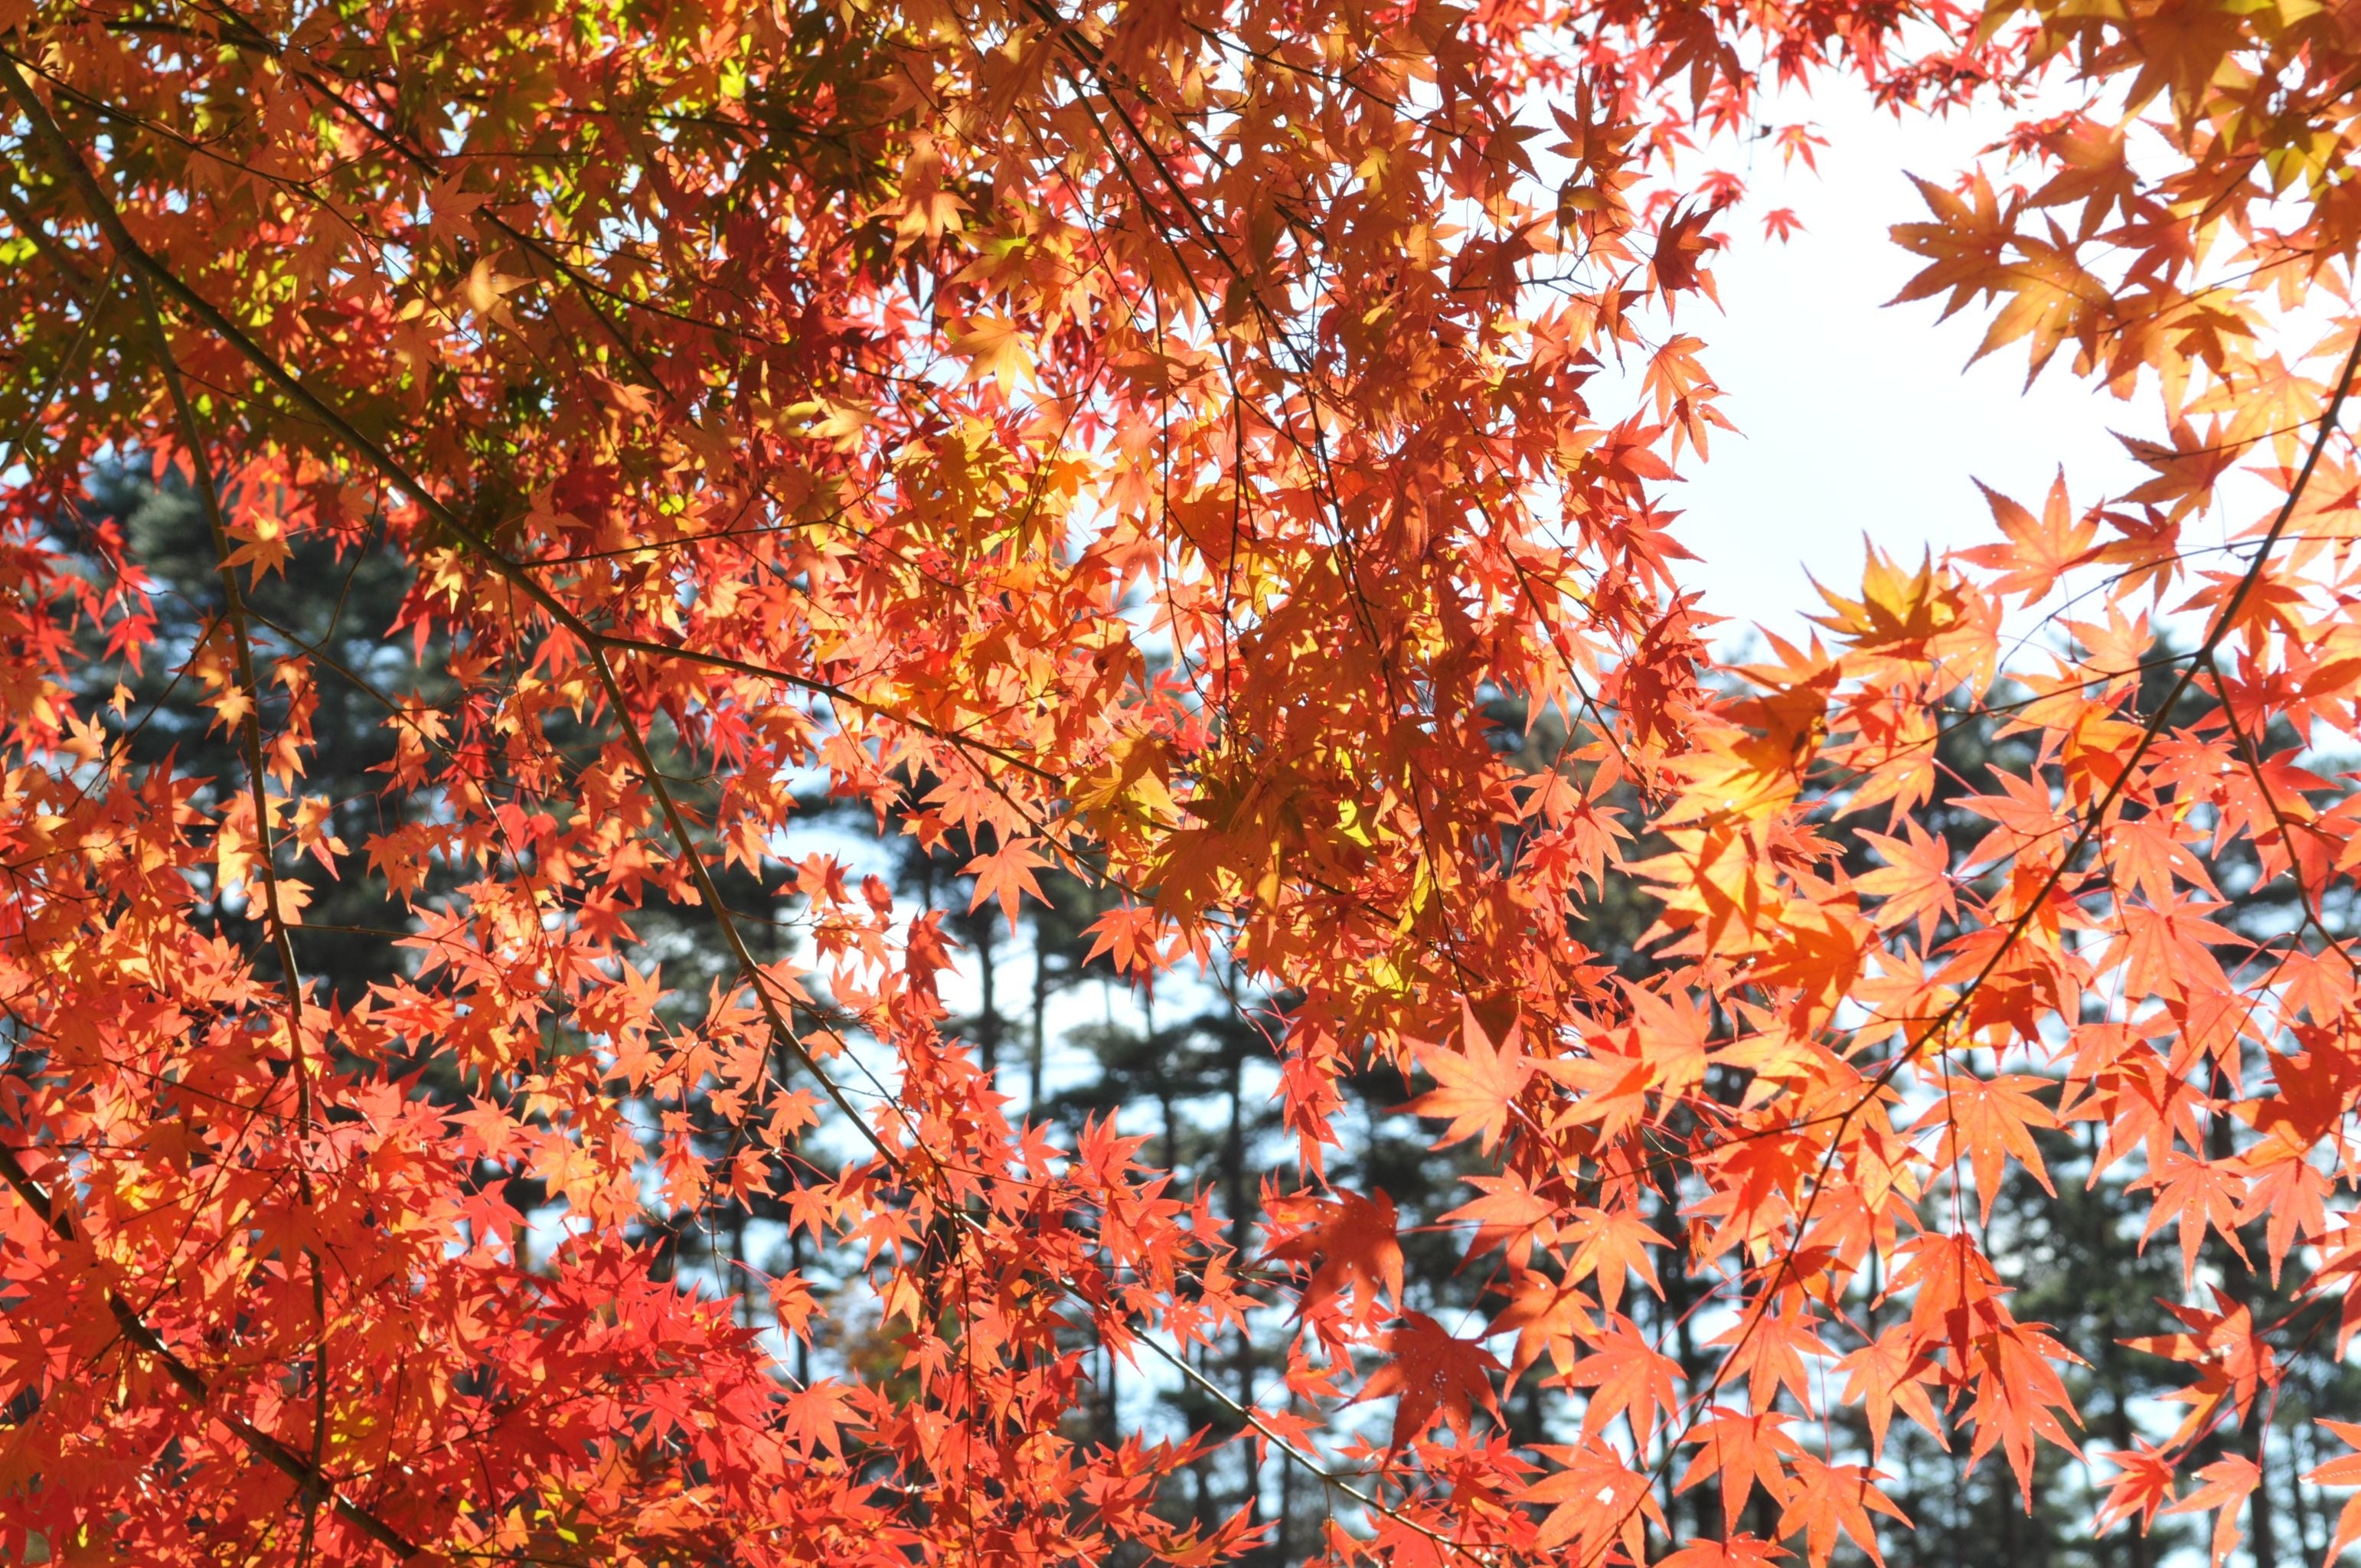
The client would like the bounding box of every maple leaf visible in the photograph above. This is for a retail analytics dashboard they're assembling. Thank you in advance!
[1837,1325,1947,1460]
[2236,1148,2332,1286]
[1563,1202,1667,1312]
[1080,903,1166,975]
[1777,1453,1909,1568]
[954,314,1033,397]
[1809,542,1966,655]
[1658,1535,1791,1568]
[1679,1407,1803,1531]
[2306,1420,2361,1565]
[1353,1310,1503,1449]
[1441,1169,1556,1266]
[781,1379,862,1457]
[2161,1455,2258,1568]
[1405,1006,1533,1153]
[1959,472,2096,603]
[1490,1267,1598,1386]
[1856,817,1957,942]
[1651,201,1723,307]
[224,513,295,580]
[962,835,1051,932]
[2131,1152,2254,1282]
[1261,1188,1403,1319]
[2092,1443,2178,1538]
[1915,1073,2057,1224]
[1709,1305,1828,1412]
[2235,1037,2361,1164]
[1961,1318,2086,1506]
[1556,1310,1681,1449]
[1526,1441,1664,1560]
[1976,227,2107,381]
[1891,170,2015,319]
[2119,1289,2278,1449]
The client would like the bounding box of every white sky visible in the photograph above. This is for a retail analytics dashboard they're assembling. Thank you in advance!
[1659,81,2151,649]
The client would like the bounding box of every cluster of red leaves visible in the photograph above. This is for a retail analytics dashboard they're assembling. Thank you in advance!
[3,0,2361,1562]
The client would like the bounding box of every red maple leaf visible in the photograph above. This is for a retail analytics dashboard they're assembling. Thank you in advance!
[1557,1310,1681,1449]
[2119,1288,2279,1449]
[1354,1311,1504,1449]
[1526,1440,1663,1560]
[1262,1187,1403,1320]
[2093,1442,2178,1538]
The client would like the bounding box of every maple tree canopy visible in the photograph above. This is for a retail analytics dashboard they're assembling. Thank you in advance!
[5,0,2361,1562]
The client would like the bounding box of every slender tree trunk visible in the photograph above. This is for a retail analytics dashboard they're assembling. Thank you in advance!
[1223,1037,1249,1256]
[1029,923,1048,1112]
[2293,1419,2321,1564]
[1275,1426,1295,1566]
[2245,1403,2279,1568]
[1223,1034,1260,1530]
[791,1224,811,1387]
[976,915,1001,1080]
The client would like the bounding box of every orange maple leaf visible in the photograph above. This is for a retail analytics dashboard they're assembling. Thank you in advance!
[1959,472,2097,603]
[2161,1455,2258,1568]
[1678,1406,1802,1531]
[1776,1453,1909,1568]
[2305,1420,2361,1565]
[1563,1202,1667,1313]
[1489,1266,1598,1387]
[2118,1289,2278,1449]
[962,835,1050,932]
[1441,1169,1556,1266]
[1658,1540,1791,1568]
[1835,1324,1946,1461]
[1405,1006,1533,1153]
[1857,817,1958,943]
[1915,1073,2058,1224]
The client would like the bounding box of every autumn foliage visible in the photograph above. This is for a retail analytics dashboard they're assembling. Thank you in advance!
[5,0,2361,1562]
